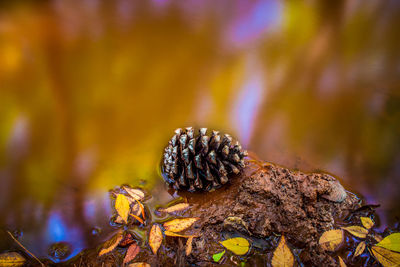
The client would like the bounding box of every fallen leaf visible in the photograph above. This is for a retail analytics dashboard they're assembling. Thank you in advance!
[186,236,194,256]
[376,233,400,253]
[114,216,125,224]
[127,263,150,267]
[115,194,130,224]
[119,233,135,248]
[370,245,400,267]
[123,243,140,265]
[212,250,225,262]
[163,218,199,233]
[354,241,366,258]
[342,226,368,239]
[361,217,374,230]
[135,199,146,220]
[123,186,145,201]
[149,224,163,254]
[164,231,197,238]
[271,236,294,267]
[159,203,190,214]
[220,237,250,256]
[319,229,343,251]
[338,256,347,267]
[131,203,143,217]
[130,213,144,224]
[99,231,123,256]
[0,252,25,267]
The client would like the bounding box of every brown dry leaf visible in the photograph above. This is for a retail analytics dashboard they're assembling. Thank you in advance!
[164,231,197,238]
[123,186,145,201]
[127,263,150,267]
[342,226,368,239]
[163,218,199,233]
[149,224,163,254]
[186,236,194,256]
[115,194,130,224]
[354,241,366,258]
[0,252,25,267]
[131,203,142,217]
[370,245,400,267]
[99,231,123,256]
[159,203,190,214]
[361,217,374,230]
[271,236,294,267]
[123,243,140,265]
[338,256,347,267]
[319,229,343,251]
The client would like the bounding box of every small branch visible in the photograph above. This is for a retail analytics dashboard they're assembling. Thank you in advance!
[7,231,45,267]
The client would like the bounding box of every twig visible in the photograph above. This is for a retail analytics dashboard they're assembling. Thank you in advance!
[7,231,45,267]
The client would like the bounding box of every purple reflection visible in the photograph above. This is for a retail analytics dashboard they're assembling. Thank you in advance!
[226,0,282,48]
[231,56,265,146]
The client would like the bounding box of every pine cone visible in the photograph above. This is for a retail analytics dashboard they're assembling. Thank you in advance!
[161,127,247,192]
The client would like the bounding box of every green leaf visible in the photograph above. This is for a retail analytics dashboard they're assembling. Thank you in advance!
[220,237,250,255]
[212,250,225,262]
[115,194,130,224]
[376,233,400,253]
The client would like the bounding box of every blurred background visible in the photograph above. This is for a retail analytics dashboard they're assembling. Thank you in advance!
[0,0,399,262]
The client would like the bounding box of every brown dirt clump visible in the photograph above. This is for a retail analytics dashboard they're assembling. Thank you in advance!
[179,159,360,266]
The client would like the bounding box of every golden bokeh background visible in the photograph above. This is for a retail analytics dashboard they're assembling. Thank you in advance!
[0,0,399,261]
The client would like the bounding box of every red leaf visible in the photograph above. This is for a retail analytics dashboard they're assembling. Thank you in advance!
[123,243,140,264]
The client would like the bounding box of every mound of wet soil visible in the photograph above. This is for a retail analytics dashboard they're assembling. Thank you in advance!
[178,159,360,266]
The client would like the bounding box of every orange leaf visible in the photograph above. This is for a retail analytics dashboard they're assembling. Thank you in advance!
[135,199,146,220]
[163,218,199,233]
[338,256,347,267]
[130,213,144,224]
[186,236,194,256]
[159,203,190,214]
[99,231,123,256]
[149,224,163,254]
[123,243,140,265]
[271,236,294,267]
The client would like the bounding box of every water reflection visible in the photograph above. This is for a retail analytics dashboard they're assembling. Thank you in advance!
[0,0,399,261]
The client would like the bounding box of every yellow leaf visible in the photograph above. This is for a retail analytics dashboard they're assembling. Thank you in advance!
[338,256,347,267]
[376,233,400,253]
[164,231,197,238]
[342,226,368,239]
[220,237,250,256]
[159,203,190,214]
[115,194,130,224]
[361,217,374,230]
[0,252,25,267]
[186,236,194,256]
[163,218,199,233]
[353,241,366,258]
[99,231,123,256]
[149,224,163,254]
[370,246,400,267]
[271,236,294,267]
[319,229,343,251]
[127,263,150,267]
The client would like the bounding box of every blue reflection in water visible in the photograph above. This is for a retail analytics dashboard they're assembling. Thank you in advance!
[46,212,84,262]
